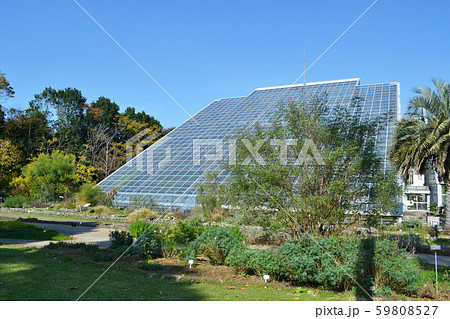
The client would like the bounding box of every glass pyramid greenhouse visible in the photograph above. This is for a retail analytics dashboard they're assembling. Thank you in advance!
[98,78,400,209]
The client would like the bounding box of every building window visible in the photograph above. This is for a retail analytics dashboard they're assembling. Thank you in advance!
[406,193,428,211]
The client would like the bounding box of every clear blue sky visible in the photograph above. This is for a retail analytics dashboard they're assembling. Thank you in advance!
[1,0,449,128]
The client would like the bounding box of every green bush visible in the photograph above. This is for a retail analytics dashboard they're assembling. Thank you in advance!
[225,236,420,295]
[157,219,206,258]
[294,236,359,288]
[89,205,112,216]
[226,236,358,288]
[22,150,77,201]
[2,194,34,208]
[400,220,422,232]
[226,246,294,281]
[75,183,105,206]
[373,239,420,295]
[129,220,159,238]
[109,230,133,249]
[397,233,423,249]
[164,218,207,245]
[187,226,244,265]
[225,245,262,273]
[137,232,162,259]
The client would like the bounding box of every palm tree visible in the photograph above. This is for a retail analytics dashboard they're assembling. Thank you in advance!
[390,78,450,229]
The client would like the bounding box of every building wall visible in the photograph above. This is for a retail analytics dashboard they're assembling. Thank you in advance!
[402,170,445,225]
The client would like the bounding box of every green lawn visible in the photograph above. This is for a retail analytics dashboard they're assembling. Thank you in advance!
[418,260,450,283]
[0,210,129,224]
[0,221,70,241]
[0,244,355,301]
[430,238,450,246]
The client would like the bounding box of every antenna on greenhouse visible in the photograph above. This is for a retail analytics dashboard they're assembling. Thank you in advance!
[300,49,306,102]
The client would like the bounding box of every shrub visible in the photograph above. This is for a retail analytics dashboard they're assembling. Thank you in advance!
[187,226,244,265]
[443,269,450,282]
[89,205,111,216]
[75,182,105,206]
[226,236,358,287]
[126,208,159,222]
[226,246,291,281]
[373,286,393,297]
[373,239,420,295]
[229,225,245,242]
[137,232,162,259]
[2,194,34,208]
[159,219,207,259]
[254,249,287,280]
[129,221,159,238]
[109,230,133,249]
[225,236,419,295]
[225,245,260,273]
[166,218,207,245]
[156,219,203,258]
[397,233,423,249]
[400,220,422,232]
[22,150,77,200]
[160,241,181,258]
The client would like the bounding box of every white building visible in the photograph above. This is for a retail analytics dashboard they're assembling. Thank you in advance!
[402,171,445,225]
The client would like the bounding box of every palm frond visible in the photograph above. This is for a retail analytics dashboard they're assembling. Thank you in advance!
[390,79,450,184]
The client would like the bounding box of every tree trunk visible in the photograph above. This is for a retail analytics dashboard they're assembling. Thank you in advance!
[446,181,450,231]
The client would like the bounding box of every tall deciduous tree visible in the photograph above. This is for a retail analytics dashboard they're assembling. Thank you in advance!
[4,104,52,162]
[0,139,22,196]
[33,87,88,153]
[85,124,123,179]
[0,71,14,137]
[217,98,400,237]
[0,105,5,137]
[390,78,450,228]
[0,72,15,100]
[123,106,161,129]
[115,112,161,143]
[87,96,120,129]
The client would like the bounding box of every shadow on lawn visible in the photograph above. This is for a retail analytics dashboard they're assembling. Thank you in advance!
[29,222,102,237]
[354,237,376,300]
[0,245,203,301]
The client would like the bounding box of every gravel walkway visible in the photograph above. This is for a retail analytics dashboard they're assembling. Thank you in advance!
[0,222,113,248]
